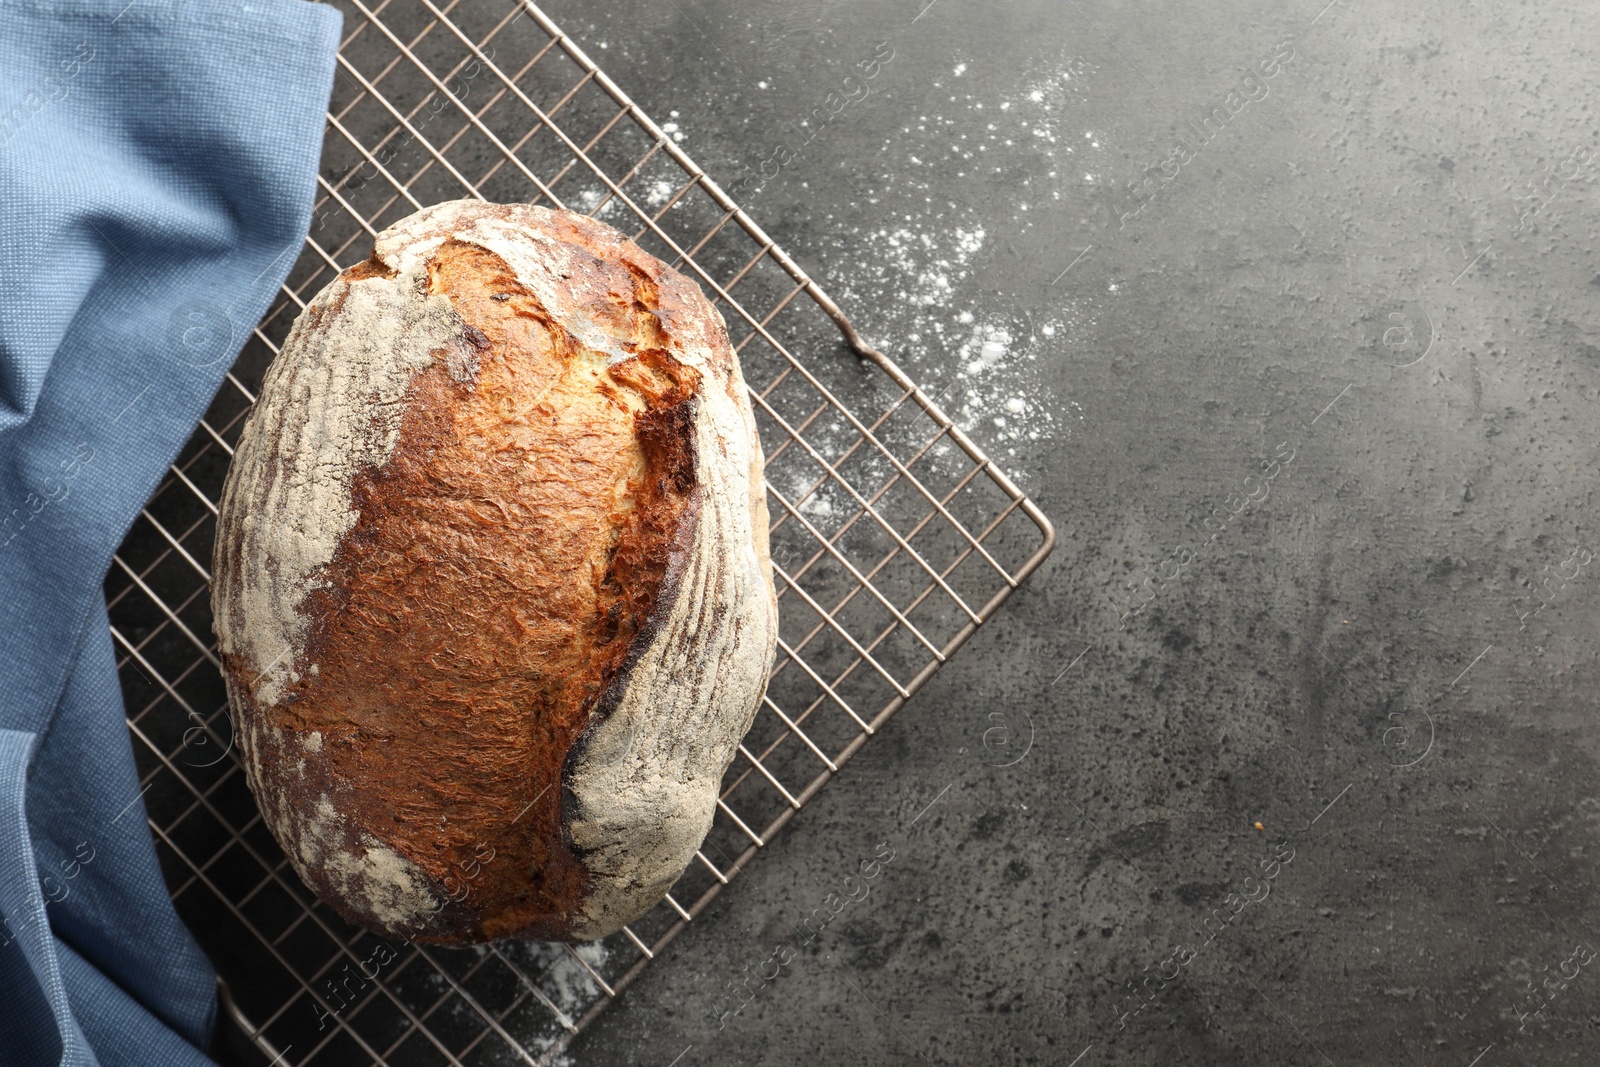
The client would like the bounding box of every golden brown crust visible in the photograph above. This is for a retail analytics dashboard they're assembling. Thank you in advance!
[230,236,701,941]
[216,201,777,944]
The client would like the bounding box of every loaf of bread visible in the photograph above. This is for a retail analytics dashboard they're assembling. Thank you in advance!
[211,200,778,943]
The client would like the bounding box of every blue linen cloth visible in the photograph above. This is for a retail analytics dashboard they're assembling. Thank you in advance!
[0,0,342,1062]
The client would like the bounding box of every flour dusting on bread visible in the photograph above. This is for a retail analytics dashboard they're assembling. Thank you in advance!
[213,201,777,943]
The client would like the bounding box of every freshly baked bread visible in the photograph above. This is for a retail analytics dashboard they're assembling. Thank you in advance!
[211,200,778,943]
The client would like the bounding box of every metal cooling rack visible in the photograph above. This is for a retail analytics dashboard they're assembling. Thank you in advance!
[104,1,1054,1062]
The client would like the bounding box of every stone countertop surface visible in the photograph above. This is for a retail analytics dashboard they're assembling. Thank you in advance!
[528,1,1600,1063]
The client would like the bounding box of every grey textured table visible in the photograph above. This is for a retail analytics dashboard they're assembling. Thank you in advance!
[513,0,1600,1064]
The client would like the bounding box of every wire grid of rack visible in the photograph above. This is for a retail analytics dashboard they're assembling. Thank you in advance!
[104,1,1054,1063]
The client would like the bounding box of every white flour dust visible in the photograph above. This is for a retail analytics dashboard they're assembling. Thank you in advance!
[424,939,613,1066]
[819,208,1092,476]
[797,54,1105,478]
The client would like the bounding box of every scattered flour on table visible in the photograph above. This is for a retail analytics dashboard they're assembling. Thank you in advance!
[428,939,611,1066]
[572,181,683,219]
[821,208,1093,479]
[642,178,678,207]
[799,56,1107,479]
